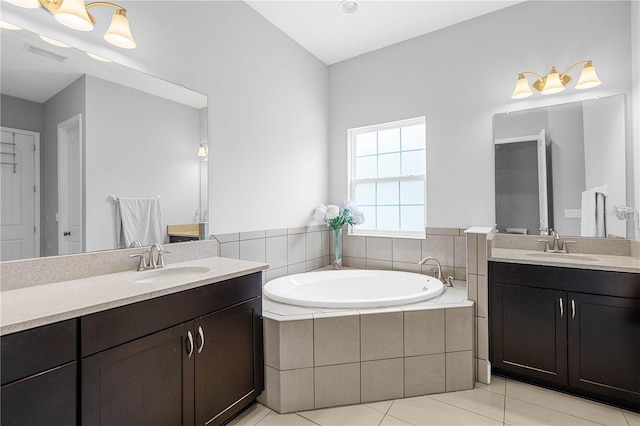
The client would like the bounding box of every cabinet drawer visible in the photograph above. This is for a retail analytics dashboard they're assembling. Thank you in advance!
[490,262,640,298]
[1,319,77,385]
[81,272,262,357]
[1,362,77,426]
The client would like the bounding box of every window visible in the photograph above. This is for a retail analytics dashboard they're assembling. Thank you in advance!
[348,117,426,238]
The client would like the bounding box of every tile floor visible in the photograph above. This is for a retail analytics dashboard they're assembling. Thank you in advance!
[229,376,640,426]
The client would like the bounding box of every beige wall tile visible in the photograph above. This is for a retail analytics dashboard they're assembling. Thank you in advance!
[445,306,473,352]
[288,227,306,235]
[445,351,474,392]
[343,256,367,269]
[466,234,478,274]
[240,230,266,240]
[478,234,487,276]
[454,267,467,281]
[454,236,467,268]
[288,234,306,265]
[392,238,422,263]
[404,308,445,356]
[321,230,330,257]
[426,227,460,236]
[343,234,366,258]
[279,320,314,370]
[476,358,490,384]
[467,274,478,303]
[266,236,288,269]
[404,354,446,397]
[421,235,454,267]
[393,261,421,273]
[366,259,392,270]
[314,315,360,366]
[266,228,288,237]
[262,366,282,412]
[477,274,488,318]
[361,358,404,403]
[240,238,266,263]
[264,318,281,369]
[305,231,322,260]
[305,258,324,271]
[367,237,393,261]
[361,311,404,361]
[221,241,240,259]
[314,363,361,408]
[280,368,315,413]
[266,266,288,283]
[288,262,306,275]
[477,316,488,360]
[216,232,239,243]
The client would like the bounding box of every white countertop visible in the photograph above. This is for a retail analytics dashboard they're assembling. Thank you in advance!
[0,257,268,336]
[490,248,640,273]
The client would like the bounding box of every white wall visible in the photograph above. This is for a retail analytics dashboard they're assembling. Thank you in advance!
[329,1,633,230]
[84,75,201,251]
[632,0,640,239]
[4,1,329,235]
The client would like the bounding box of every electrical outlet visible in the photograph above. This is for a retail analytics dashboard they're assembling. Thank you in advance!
[565,209,582,218]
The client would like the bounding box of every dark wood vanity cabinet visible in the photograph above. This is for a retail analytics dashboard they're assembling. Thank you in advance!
[81,272,264,426]
[489,262,640,410]
[0,319,78,426]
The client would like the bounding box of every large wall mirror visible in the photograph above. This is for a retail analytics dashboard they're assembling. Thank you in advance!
[1,25,208,261]
[493,94,627,238]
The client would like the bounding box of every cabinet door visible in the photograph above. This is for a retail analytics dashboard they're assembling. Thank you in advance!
[194,297,263,426]
[491,283,567,385]
[1,362,76,426]
[568,293,640,409]
[82,322,195,426]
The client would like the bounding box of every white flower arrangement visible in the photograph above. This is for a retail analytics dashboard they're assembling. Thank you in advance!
[312,201,365,231]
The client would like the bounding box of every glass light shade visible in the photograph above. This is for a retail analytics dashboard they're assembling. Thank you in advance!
[541,67,565,95]
[0,21,23,30]
[339,0,359,14]
[197,144,208,157]
[4,0,40,9]
[104,10,137,49]
[575,62,601,90]
[39,35,71,47]
[86,51,111,62]
[55,0,94,31]
[511,75,533,99]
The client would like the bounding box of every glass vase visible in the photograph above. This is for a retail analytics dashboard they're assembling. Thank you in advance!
[332,228,342,269]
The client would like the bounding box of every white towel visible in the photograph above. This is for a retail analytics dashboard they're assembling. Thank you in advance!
[581,185,607,237]
[116,197,163,247]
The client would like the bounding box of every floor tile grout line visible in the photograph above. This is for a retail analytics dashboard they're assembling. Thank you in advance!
[503,379,625,426]
[423,392,505,424]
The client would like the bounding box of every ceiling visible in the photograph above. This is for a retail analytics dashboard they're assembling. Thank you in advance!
[244,0,524,65]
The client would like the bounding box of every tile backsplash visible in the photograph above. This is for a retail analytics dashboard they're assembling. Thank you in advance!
[341,228,467,281]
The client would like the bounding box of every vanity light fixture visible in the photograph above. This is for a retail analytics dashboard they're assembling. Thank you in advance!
[86,51,111,62]
[197,144,208,157]
[39,34,72,47]
[511,60,602,99]
[339,0,359,15]
[5,0,137,49]
[0,21,23,30]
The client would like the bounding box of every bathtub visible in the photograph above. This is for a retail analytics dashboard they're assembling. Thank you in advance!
[263,269,444,308]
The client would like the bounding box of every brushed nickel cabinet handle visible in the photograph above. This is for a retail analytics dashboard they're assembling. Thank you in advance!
[571,299,576,319]
[186,331,194,358]
[559,298,564,318]
[197,326,205,354]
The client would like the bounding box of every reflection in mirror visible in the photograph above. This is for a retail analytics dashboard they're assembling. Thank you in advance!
[494,95,627,238]
[0,25,208,261]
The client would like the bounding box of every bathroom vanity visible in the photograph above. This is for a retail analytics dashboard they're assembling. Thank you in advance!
[0,257,267,426]
[488,250,640,411]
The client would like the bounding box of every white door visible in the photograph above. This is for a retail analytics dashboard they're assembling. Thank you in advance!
[0,127,40,261]
[58,114,83,255]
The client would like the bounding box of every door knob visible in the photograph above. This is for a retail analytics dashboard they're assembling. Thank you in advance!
[63,231,71,236]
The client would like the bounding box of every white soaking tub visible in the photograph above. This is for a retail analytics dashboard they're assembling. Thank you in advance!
[263,269,444,308]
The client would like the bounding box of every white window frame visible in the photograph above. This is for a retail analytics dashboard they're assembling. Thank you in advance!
[347,116,427,239]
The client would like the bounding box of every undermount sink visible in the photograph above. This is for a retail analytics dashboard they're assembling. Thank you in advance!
[131,266,211,284]
[527,253,600,262]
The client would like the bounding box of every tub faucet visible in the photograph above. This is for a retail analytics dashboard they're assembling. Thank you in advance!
[418,257,453,287]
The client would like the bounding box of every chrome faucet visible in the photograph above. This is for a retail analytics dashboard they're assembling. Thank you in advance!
[537,231,576,253]
[418,256,453,287]
[129,243,167,271]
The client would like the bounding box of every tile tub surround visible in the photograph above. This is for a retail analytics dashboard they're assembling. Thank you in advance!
[341,227,467,281]
[258,281,474,413]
